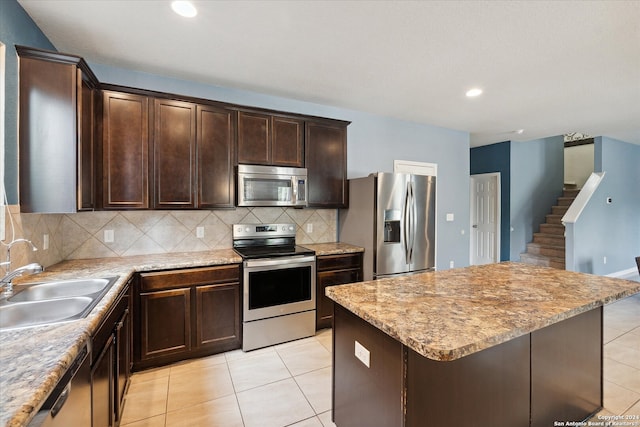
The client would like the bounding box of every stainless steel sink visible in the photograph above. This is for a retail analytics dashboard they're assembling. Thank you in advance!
[0,276,119,331]
[0,297,94,329]
[8,278,113,302]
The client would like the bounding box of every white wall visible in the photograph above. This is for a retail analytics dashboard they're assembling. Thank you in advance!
[564,143,594,189]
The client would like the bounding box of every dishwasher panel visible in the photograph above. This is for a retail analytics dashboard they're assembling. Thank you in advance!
[28,342,91,427]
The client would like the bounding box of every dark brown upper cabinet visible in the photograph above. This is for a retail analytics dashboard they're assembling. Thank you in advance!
[305,119,350,208]
[153,100,237,209]
[100,91,150,209]
[237,111,304,167]
[197,104,237,208]
[153,99,197,209]
[17,46,99,213]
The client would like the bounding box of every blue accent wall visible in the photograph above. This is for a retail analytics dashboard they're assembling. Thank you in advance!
[470,141,511,261]
[509,136,564,260]
[1,0,56,203]
[570,137,640,274]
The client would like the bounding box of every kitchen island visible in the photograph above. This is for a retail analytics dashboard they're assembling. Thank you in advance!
[326,262,640,427]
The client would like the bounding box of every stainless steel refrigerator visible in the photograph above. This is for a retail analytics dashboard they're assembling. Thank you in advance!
[339,173,436,280]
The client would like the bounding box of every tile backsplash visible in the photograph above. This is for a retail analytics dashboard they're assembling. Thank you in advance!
[1,205,337,273]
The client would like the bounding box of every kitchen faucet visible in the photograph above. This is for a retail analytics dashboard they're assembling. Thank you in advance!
[1,239,44,297]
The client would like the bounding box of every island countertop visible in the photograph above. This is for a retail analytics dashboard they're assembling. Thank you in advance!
[326,262,640,361]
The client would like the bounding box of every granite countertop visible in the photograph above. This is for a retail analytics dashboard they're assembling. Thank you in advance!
[1,249,241,427]
[301,242,363,256]
[326,261,640,362]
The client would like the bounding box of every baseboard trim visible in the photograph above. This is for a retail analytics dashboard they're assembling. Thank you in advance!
[606,268,639,279]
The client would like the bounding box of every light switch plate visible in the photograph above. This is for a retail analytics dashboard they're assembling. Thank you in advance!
[196,226,205,238]
[354,340,370,368]
[104,230,114,243]
[446,213,454,222]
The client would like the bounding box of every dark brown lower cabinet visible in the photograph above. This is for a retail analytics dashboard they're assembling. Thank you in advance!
[92,334,114,427]
[140,288,192,360]
[332,304,602,427]
[91,279,131,427]
[134,265,241,370]
[316,253,363,330]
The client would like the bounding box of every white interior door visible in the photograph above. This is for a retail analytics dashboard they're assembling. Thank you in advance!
[470,173,500,265]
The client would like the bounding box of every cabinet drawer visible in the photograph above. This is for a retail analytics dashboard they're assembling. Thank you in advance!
[140,265,240,291]
[317,253,363,272]
[318,269,362,287]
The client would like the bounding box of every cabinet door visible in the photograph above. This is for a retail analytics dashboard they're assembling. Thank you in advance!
[102,91,150,209]
[195,282,241,352]
[154,99,197,208]
[197,105,236,208]
[316,253,363,330]
[237,111,270,165]
[305,120,349,208]
[317,269,362,330]
[272,116,304,167]
[140,288,191,361]
[114,304,130,423]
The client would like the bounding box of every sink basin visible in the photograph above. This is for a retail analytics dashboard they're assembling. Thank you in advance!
[0,297,94,330]
[0,276,119,330]
[9,278,113,302]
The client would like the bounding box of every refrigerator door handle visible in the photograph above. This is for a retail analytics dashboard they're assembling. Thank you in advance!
[407,181,415,264]
[403,183,411,263]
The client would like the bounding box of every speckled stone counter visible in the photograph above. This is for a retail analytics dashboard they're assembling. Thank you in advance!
[301,242,363,256]
[1,249,241,427]
[328,262,640,427]
[326,261,640,361]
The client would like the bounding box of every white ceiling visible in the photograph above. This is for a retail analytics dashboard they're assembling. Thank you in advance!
[17,0,640,147]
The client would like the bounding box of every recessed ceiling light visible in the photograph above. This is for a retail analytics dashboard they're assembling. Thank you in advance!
[171,1,197,18]
[465,88,483,98]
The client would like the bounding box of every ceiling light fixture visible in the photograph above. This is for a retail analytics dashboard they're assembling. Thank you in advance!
[514,129,524,134]
[171,1,197,18]
[465,88,483,98]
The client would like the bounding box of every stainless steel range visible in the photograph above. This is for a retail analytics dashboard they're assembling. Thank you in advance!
[233,223,316,351]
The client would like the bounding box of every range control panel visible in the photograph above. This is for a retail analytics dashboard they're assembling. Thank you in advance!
[233,223,296,239]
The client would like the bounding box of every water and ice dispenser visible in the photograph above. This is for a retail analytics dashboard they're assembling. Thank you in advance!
[383,209,400,243]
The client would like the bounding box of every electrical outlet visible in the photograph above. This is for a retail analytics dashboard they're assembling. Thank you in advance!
[449,260,454,268]
[603,256,607,264]
[196,226,205,238]
[354,340,370,368]
[104,229,114,243]
[43,234,49,250]
[306,223,313,233]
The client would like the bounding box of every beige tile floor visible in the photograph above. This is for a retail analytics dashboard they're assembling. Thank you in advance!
[122,290,639,427]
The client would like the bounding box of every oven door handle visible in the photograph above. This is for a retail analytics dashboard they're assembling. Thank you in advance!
[244,255,316,268]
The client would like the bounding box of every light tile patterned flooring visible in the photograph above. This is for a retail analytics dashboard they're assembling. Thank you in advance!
[121,329,335,427]
[122,290,640,427]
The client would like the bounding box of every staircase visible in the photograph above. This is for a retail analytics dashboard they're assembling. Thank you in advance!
[519,188,580,269]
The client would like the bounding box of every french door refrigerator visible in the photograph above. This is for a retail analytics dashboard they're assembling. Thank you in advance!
[339,173,436,281]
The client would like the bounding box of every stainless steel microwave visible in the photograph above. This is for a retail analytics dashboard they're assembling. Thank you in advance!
[237,164,308,207]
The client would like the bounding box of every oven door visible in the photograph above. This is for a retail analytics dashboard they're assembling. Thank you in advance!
[243,255,316,322]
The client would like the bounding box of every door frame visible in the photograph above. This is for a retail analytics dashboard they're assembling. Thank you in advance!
[469,172,501,265]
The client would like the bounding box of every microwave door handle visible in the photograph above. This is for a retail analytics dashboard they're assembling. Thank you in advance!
[291,177,297,204]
